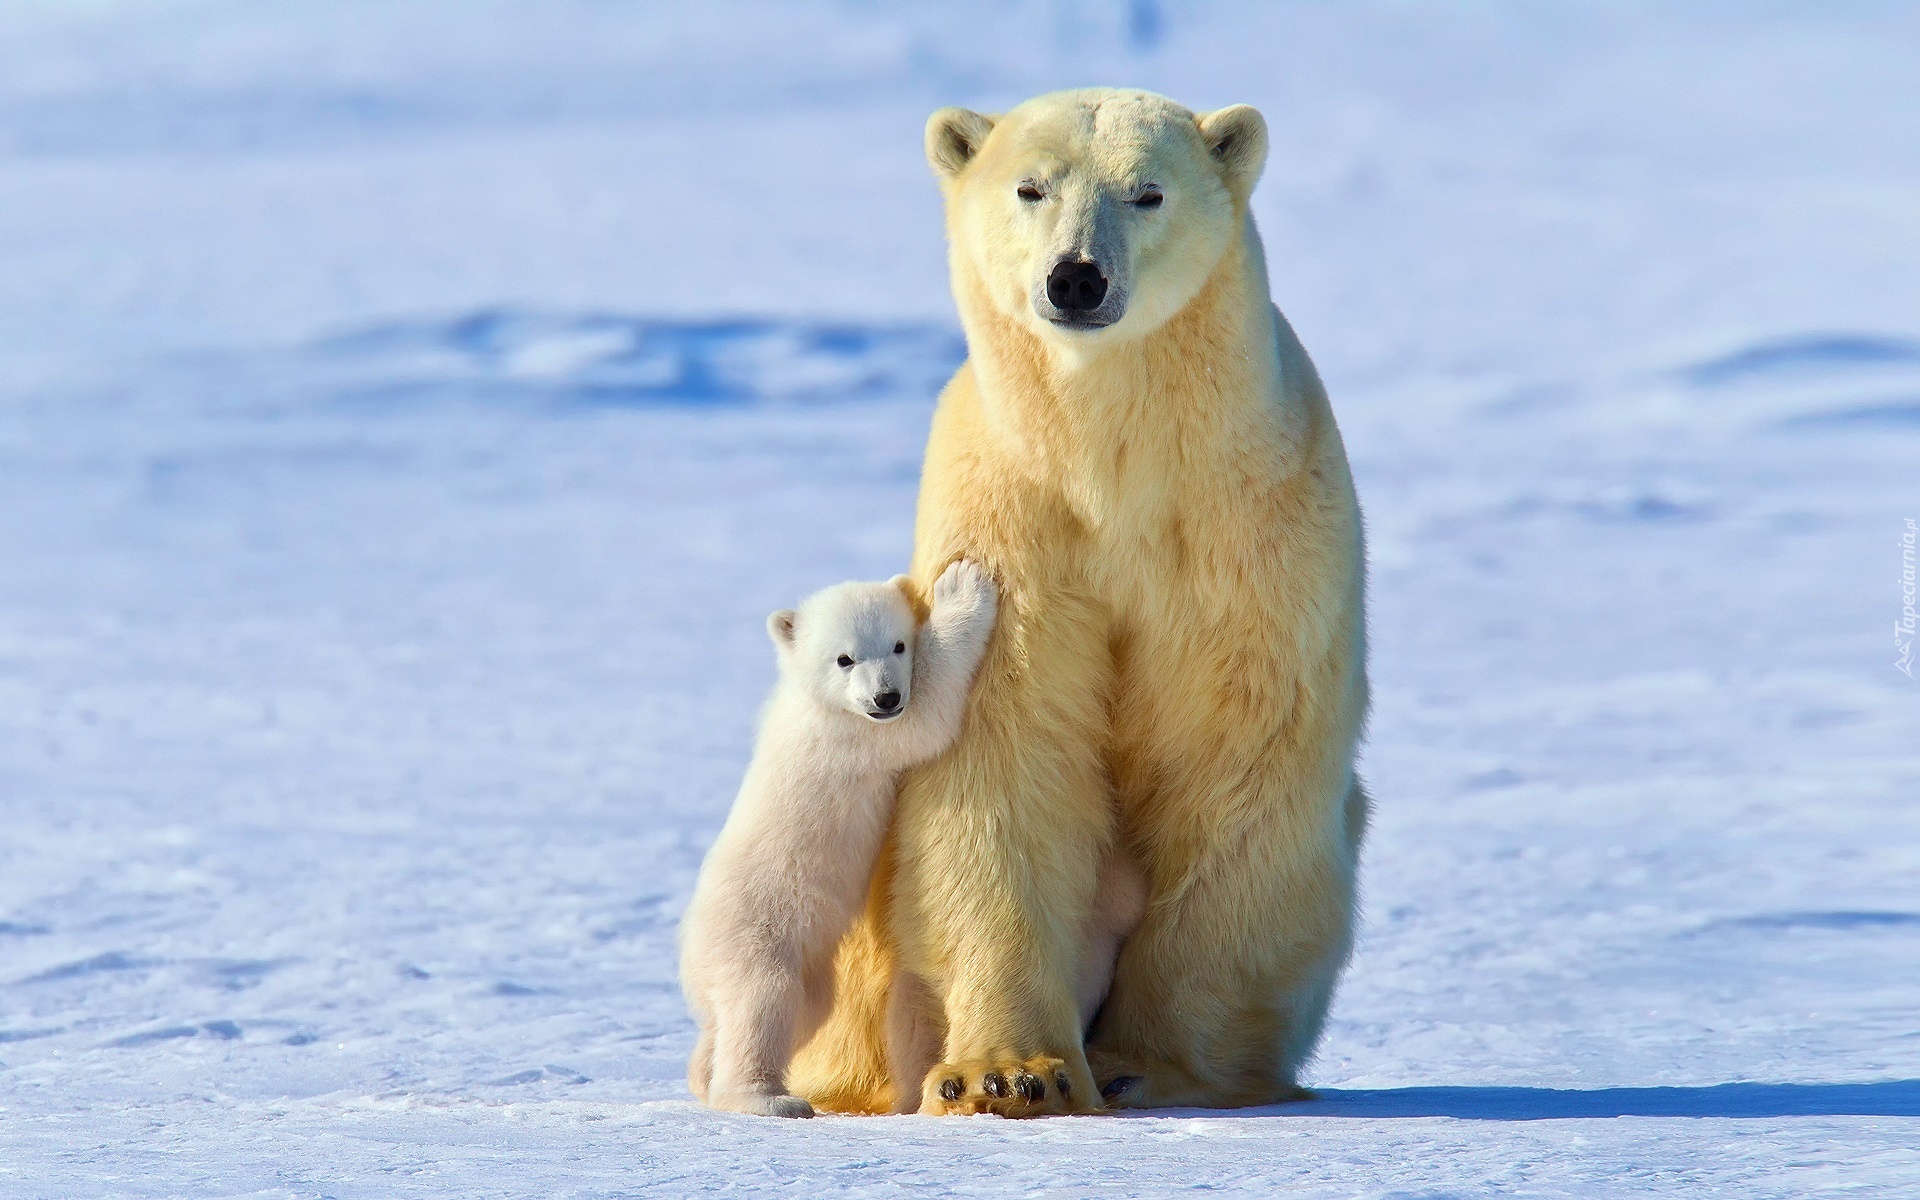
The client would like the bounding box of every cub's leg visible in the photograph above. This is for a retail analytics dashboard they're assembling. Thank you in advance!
[892,584,1112,1117]
[703,959,816,1118]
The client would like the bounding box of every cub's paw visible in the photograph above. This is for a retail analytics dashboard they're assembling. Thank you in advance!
[931,558,997,618]
[919,1055,1095,1117]
[708,1090,815,1119]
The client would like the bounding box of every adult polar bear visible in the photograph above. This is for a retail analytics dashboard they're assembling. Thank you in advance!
[789,88,1369,1115]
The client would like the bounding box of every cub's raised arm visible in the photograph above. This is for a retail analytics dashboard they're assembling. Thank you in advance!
[888,558,997,763]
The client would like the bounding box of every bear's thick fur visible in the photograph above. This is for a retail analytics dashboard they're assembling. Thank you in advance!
[788,88,1369,1116]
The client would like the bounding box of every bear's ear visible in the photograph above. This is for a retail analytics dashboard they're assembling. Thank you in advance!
[925,107,997,183]
[888,573,929,622]
[767,609,798,650]
[1197,104,1268,200]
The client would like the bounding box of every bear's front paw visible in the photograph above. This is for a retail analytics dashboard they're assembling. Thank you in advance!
[919,1055,1096,1117]
[931,558,997,619]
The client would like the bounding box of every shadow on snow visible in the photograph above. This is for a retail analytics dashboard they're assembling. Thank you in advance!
[1130,1080,1920,1120]
[310,309,965,410]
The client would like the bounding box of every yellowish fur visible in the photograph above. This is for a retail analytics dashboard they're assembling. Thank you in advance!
[788,88,1368,1115]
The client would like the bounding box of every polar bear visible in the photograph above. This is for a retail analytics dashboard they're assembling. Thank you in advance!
[679,561,997,1117]
[787,88,1370,1116]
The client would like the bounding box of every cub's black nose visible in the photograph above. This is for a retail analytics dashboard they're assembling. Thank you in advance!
[1046,260,1108,313]
[873,691,901,712]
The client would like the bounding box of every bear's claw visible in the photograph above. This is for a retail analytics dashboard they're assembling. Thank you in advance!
[920,1055,1096,1117]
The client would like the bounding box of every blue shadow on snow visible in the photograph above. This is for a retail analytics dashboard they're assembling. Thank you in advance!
[1175,1080,1920,1120]
[314,309,967,410]
[1684,333,1920,386]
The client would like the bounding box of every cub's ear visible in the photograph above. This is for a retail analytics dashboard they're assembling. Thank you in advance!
[889,574,929,622]
[767,609,798,649]
[925,107,997,183]
[1197,104,1268,200]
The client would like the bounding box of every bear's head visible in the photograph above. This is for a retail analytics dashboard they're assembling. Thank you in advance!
[925,88,1267,349]
[767,578,919,723]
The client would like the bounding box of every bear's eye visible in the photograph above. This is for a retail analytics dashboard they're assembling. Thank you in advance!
[1016,182,1044,202]
[836,655,854,669]
[893,642,906,655]
[1132,187,1164,209]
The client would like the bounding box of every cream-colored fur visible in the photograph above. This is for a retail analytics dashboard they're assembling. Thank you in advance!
[789,88,1369,1116]
[877,841,1148,1115]
[680,561,997,1117]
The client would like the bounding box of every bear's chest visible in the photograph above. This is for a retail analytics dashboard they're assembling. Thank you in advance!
[1082,489,1279,609]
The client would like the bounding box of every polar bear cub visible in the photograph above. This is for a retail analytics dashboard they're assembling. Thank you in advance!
[681,560,998,1117]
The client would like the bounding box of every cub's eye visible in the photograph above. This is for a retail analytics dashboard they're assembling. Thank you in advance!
[893,642,906,655]
[836,655,854,669]
[1016,182,1044,202]
[1132,188,1163,209]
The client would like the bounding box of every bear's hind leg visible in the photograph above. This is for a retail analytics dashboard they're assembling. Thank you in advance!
[1089,776,1363,1109]
[1074,844,1148,1033]
[884,968,942,1114]
[688,1024,715,1102]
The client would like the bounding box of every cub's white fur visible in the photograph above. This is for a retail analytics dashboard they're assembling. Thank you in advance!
[680,560,998,1117]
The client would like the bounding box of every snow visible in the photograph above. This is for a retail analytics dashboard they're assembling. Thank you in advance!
[1,2,1916,1196]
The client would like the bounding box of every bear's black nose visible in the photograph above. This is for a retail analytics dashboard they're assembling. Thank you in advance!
[873,691,901,712]
[1046,260,1108,314]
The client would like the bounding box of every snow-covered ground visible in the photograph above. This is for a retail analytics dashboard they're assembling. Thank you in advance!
[2,3,1917,1196]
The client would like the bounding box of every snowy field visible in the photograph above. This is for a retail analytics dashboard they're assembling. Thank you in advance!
[1,2,1917,1196]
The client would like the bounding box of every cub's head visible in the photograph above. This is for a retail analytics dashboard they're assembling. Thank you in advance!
[925,88,1267,349]
[768,577,919,722]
